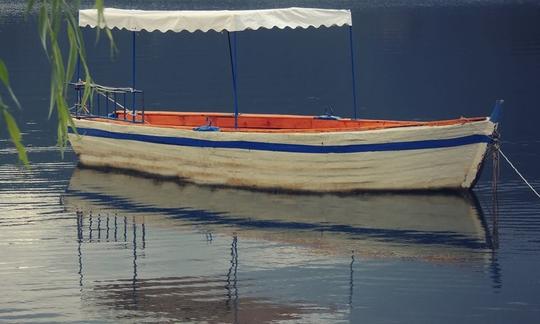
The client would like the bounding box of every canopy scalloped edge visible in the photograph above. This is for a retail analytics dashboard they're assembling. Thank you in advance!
[79,7,352,33]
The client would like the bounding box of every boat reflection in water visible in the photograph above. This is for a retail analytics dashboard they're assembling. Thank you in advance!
[63,167,498,322]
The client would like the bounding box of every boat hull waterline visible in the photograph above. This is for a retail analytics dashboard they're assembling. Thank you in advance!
[68,114,496,192]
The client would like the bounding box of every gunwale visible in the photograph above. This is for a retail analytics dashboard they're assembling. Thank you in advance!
[91,111,488,133]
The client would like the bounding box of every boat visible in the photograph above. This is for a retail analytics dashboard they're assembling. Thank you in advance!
[69,7,503,192]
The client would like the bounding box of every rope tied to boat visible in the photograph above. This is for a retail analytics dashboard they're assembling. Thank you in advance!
[490,129,540,199]
[498,148,540,199]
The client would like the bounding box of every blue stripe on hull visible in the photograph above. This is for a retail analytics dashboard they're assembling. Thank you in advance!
[69,127,492,154]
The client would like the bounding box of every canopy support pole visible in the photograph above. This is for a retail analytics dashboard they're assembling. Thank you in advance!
[227,31,239,129]
[132,31,136,118]
[348,26,358,120]
[76,55,81,116]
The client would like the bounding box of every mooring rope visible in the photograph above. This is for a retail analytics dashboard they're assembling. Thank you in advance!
[498,148,540,199]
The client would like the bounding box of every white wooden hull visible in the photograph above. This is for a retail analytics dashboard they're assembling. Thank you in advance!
[68,117,496,192]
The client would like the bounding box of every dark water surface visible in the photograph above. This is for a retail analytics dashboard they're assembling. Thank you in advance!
[1,0,540,323]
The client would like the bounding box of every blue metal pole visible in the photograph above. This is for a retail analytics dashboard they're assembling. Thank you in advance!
[227,31,239,129]
[96,91,100,116]
[76,55,81,116]
[233,32,238,127]
[348,25,358,120]
[132,31,136,121]
[233,31,238,71]
[105,92,109,116]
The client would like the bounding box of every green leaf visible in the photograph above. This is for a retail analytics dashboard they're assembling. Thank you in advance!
[0,58,9,86]
[50,0,61,36]
[0,59,21,109]
[28,0,116,158]
[26,0,36,14]
[48,72,55,118]
[6,87,21,110]
[38,4,49,56]
[94,0,104,43]
[56,94,71,156]
[81,76,93,109]
[105,28,118,57]
[65,22,78,88]
[51,43,65,84]
[1,107,29,166]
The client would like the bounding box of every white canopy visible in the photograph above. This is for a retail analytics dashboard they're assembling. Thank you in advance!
[79,7,352,33]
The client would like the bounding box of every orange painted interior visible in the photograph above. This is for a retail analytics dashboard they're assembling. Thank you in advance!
[95,111,487,133]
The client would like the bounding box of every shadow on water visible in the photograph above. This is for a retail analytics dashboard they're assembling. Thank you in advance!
[63,167,502,322]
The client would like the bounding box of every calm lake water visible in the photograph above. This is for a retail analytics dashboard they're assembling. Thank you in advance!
[1,0,540,323]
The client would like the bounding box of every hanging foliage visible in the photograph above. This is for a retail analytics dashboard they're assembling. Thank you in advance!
[0,0,113,164]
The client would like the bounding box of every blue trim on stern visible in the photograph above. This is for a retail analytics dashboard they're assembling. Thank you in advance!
[69,127,492,154]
